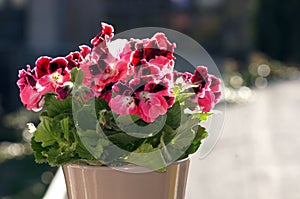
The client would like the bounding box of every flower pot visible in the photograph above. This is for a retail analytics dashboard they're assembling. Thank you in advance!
[62,158,190,199]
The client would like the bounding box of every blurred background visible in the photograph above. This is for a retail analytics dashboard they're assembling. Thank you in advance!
[0,0,299,198]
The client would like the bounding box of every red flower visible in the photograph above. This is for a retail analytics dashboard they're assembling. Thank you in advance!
[17,55,73,110]
[65,45,91,69]
[81,38,134,98]
[110,81,174,123]
[35,56,51,78]
[35,56,69,78]
[191,66,221,112]
[17,66,49,111]
[91,22,114,47]
[197,91,215,113]
[131,33,176,67]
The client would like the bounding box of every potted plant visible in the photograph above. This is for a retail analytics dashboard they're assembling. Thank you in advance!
[17,22,222,199]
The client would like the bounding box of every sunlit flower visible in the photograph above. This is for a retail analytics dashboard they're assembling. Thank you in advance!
[110,81,174,123]
[17,66,46,111]
[190,66,221,112]
[91,22,114,47]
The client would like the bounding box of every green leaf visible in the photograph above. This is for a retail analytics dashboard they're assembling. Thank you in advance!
[126,143,167,171]
[60,117,70,141]
[160,116,200,161]
[192,112,213,121]
[73,99,98,130]
[44,94,72,118]
[200,113,213,121]
[95,97,110,111]
[34,116,56,147]
[31,138,47,164]
[76,143,95,160]
[106,131,144,152]
[184,125,208,155]
[160,124,176,145]
[70,67,79,83]
[116,115,165,138]
[76,128,111,160]
[166,101,182,129]
[70,68,84,85]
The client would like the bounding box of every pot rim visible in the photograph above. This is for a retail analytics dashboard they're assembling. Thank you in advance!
[63,157,190,173]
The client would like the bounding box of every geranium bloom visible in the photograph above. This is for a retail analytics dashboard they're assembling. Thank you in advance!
[109,82,138,115]
[35,57,71,99]
[191,66,221,112]
[91,22,114,47]
[137,82,172,122]
[17,66,46,111]
[81,29,133,98]
[110,80,174,123]
[17,56,75,110]
[130,34,176,88]
[65,45,91,69]
[131,33,176,67]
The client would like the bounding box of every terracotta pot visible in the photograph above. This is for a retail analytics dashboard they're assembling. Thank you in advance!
[62,159,190,199]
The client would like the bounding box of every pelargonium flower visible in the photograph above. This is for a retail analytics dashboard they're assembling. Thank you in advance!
[17,66,46,111]
[137,81,174,122]
[173,71,193,91]
[131,33,176,67]
[109,83,138,115]
[191,66,221,112]
[81,34,134,98]
[35,57,71,96]
[65,45,91,69]
[129,34,176,88]
[110,80,174,123]
[17,56,75,110]
[91,22,114,47]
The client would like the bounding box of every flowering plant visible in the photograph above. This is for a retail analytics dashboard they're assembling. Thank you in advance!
[17,22,221,170]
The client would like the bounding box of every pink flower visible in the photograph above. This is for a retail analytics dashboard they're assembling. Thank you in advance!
[81,55,132,97]
[210,75,221,92]
[35,56,69,78]
[109,81,174,123]
[65,45,91,69]
[91,22,114,47]
[137,92,169,123]
[110,95,138,115]
[109,83,138,115]
[36,57,71,92]
[173,71,193,88]
[17,66,47,111]
[191,66,210,97]
[17,55,73,110]
[197,91,215,113]
[19,85,45,111]
[81,37,134,98]
[79,45,92,58]
[190,66,222,112]
[131,33,176,67]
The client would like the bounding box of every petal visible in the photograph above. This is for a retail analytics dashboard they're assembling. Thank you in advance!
[210,75,221,92]
[198,91,215,112]
[109,95,137,115]
[35,56,51,78]
[19,85,44,111]
[49,57,68,73]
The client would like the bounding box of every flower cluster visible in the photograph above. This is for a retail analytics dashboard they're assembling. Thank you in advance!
[17,46,90,111]
[17,22,221,123]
